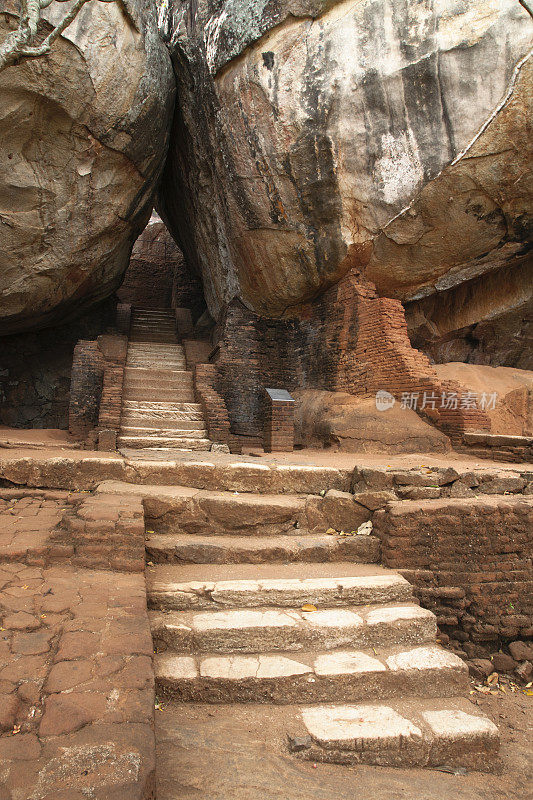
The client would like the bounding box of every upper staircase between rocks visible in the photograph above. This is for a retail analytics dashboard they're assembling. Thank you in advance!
[118,308,211,452]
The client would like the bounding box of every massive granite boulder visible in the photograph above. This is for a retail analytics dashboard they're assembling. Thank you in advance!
[159,0,532,361]
[0,0,174,335]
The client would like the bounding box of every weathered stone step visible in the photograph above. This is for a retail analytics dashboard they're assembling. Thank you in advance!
[97,481,369,534]
[147,564,412,610]
[146,532,380,565]
[133,309,174,315]
[155,644,468,704]
[121,416,204,430]
[124,378,193,392]
[130,327,177,335]
[121,419,206,433]
[127,346,184,353]
[129,337,180,344]
[128,342,184,351]
[124,367,189,380]
[124,370,192,381]
[129,327,178,334]
[128,342,183,352]
[126,362,187,371]
[121,401,201,412]
[118,435,210,449]
[122,428,207,440]
[130,320,176,328]
[129,335,178,343]
[129,327,177,334]
[296,697,499,770]
[150,602,435,654]
[123,388,195,402]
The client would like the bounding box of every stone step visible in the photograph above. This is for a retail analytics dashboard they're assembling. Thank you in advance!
[126,358,186,366]
[121,415,204,429]
[121,418,206,432]
[130,319,176,327]
[133,309,175,316]
[124,379,194,393]
[126,353,186,360]
[122,410,204,423]
[122,428,208,439]
[126,362,187,371]
[129,336,180,344]
[122,388,195,402]
[147,563,412,610]
[96,482,372,537]
[124,371,192,383]
[145,532,379,565]
[121,401,201,412]
[154,643,469,704]
[123,367,190,380]
[118,435,210,450]
[295,697,499,769]
[150,602,435,654]
[123,428,207,440]
[129,330,178,339]
[95,462,354,495]
[132,306,175,319]
[128,342,184,351]
[130,324,177,333]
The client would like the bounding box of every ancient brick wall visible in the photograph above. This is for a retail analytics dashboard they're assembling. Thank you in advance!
[68,332,127,447]
[68,341,105,438]
[211,271,491,442]
[194,363,233,446]
[374,496,533,657]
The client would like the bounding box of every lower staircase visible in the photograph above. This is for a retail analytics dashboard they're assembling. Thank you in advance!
[146,489,499,770]
[118,308,211,451]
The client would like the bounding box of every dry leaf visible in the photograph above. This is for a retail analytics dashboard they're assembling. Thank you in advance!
[301,604,318,612]
[326,528,336,535]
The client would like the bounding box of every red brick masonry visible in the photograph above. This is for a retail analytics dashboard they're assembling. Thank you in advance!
[374,496,533,656]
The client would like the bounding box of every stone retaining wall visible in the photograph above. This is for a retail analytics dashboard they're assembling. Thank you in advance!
[374,496,533,656]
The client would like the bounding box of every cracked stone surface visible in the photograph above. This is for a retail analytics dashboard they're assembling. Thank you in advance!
[0,492,156,798]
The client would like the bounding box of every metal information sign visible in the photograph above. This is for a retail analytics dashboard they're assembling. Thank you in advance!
[265,388,294,402]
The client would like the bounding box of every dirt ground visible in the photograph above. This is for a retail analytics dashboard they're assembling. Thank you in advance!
[155,689,532,800]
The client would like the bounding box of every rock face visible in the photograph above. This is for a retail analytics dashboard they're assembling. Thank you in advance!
[432,363,533,436]
[293,390,451,453]
[159,0,532,355]
[0,0,175,335]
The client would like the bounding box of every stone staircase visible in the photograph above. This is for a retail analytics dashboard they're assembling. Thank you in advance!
[147,488,499,771]
[118,308,211,451]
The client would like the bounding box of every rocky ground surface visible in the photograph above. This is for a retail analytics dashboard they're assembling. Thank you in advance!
[155,691,532,800]
[0,495,155,799]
